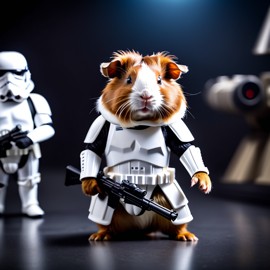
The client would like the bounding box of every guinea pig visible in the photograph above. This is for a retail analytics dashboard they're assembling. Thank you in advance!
[80,50,212,241]
[98,50,189,127]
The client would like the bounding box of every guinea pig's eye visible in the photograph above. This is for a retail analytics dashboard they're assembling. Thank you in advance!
[157,75,162,85]
[126,76,132,84]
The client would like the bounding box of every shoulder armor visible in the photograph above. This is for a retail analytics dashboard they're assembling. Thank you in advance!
[84,115,107,143]
[168,119,194,142]
[29,93,52,115]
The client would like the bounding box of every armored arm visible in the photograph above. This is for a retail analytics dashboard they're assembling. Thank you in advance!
[165,120,211,193]
[25,94,55,144]
[80,116,110,180]
[165,121,209,176]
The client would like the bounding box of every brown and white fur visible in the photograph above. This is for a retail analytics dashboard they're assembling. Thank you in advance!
[82,50,212,241]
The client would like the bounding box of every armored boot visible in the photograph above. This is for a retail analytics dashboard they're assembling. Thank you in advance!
[18,183,44,218]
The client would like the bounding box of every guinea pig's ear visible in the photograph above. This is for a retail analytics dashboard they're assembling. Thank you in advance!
[165,62,189,80]
[100,60,122,78]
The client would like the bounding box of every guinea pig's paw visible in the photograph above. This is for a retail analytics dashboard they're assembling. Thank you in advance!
[192,172,212,194]
[89,231,113,241]
[81,178,101,196]
[176,231,199,241]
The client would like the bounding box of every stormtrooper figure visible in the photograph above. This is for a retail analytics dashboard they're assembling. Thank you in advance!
[0,51,55,217]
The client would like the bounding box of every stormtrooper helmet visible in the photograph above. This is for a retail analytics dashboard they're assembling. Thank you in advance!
[0,51,34,102]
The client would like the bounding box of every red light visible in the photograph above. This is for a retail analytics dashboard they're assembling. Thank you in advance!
[245,89,255,99]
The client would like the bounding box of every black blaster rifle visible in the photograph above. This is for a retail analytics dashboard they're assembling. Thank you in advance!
[0,125,28,157]
[65,165,178,221]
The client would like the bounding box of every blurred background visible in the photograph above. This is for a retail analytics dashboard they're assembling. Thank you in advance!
[1,0,269,184]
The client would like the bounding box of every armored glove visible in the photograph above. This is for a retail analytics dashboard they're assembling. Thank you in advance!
[14,136,33,149]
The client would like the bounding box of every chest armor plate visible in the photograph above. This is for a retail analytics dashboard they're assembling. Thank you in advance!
[105,125,170,168]
[0,100,33,132]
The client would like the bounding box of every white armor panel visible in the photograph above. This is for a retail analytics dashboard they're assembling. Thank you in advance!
[168,119,194,142]
[84,115,107,143]
[80,149,101,180]
[34,114,53,127]
[0,51,28,70]
[0,99,35,132]
[27,93,54,143]
[30,93,52,116]
[17,152,41,186]
[88,194,115,225]
[160,180,193,225]
[27,125,54,144]
[105,125,170,168]
[180,145,209,177]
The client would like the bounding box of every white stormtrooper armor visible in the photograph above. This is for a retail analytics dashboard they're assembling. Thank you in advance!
[0,51,55,217]
[80,115,209,226]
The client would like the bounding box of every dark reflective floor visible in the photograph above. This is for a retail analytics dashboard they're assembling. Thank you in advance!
[1,169,270,270]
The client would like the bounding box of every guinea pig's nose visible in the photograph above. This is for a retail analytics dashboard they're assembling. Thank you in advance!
[140,91,152,100]
[140,95,152,100]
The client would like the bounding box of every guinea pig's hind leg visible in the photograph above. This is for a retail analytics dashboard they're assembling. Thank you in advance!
[88,224,113,241]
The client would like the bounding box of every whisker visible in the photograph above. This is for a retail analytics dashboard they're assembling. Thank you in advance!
[103,94,129,105]
[185,109,196,119]
[161,103,173,114]
[87,97,99,115]
[120,105,131,122]
[116,100,130,117]
[89,106,98,115]
[183,91,202,97]
[124,106,131,121]
[89,96,100,101]
[114,98,130,109]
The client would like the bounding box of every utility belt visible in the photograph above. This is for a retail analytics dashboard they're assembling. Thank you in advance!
[104,162,175,185]
[5,143,41,159]
[0,144,41,174]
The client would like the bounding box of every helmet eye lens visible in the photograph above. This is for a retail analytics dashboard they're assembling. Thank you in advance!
[0,70,6,77]
[13,70,27,76]
[0,69,27,77]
